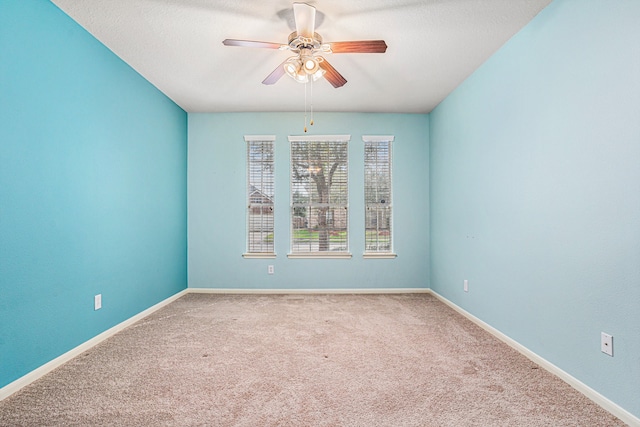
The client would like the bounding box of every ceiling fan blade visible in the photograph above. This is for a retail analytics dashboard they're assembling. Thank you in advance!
[318,58,347,88]
[262,60,288,85]
[293,3,316,38]
[326,40,388,54]
[223,39,285,50]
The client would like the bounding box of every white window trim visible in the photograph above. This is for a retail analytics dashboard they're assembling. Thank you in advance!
[289,134,350,142]
[363,253,397,259]
[362,135,395,142]
[243,253,277,259]
[363,135,396,258]
[244,135,276,142]
[243,135,276,258]
[288,135,351,259]
[287,252,352,259]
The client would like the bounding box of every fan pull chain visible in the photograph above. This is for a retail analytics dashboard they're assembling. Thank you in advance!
[304,81,308,133]
[310,78,314,126]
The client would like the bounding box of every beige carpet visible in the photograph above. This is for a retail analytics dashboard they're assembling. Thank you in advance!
[0,293,625,426]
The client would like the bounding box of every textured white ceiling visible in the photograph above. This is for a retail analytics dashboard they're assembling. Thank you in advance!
[51,0,552,113]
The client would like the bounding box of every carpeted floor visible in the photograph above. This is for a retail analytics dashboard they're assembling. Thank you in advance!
[0,293,625,426]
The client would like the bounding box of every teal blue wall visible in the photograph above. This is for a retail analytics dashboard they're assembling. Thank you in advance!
[188,113,429,290]
[0,0,188,388]
[430,0,640,418]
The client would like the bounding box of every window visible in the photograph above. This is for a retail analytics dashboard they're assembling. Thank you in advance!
[364,136,395,258]
[289,135,351,258]
[244,136,275,258]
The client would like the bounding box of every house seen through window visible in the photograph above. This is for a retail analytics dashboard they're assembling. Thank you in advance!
[244,136,275,257]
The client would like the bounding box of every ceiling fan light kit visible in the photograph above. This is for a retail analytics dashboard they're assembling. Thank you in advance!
[222,2,387,130]
[283,50,326,84]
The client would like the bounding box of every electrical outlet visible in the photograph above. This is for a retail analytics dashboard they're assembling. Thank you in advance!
[94,294,102,311]
[463,280,469,292]
[601,332,613,356]
[268,265,274,275]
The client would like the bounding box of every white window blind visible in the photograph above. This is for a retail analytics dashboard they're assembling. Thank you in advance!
[289,135,351,258]
[364,136,395,257]
[244,136,275,257]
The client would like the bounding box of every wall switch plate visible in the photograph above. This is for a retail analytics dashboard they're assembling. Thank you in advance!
[463,280,469,292]
[94,294,102,311]
[601,332,613,356]
[268,265,274,275]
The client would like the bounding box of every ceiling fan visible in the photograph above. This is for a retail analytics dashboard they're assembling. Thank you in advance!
[222,2,387,88]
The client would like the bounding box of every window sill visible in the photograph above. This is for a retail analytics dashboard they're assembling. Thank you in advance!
[287,252,352,259]
[243,253,277,259]
[363,253,397,259]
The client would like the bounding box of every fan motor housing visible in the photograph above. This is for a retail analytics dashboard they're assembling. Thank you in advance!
[288,31,323,52]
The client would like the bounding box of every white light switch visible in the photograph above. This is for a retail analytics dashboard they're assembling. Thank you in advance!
[94,294,102,311]
[463,280,469,292]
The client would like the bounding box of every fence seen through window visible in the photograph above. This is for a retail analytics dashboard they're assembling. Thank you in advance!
[364,136,393,254]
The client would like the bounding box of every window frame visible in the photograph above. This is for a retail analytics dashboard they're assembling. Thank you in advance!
[243,135,276,259]
[288,135,352,259]
[363,135,396,259]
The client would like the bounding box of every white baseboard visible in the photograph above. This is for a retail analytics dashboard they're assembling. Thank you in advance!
[4,286,636,426]
[428,290,640,427]
[0,289,188,402]
[188,287,431,294]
